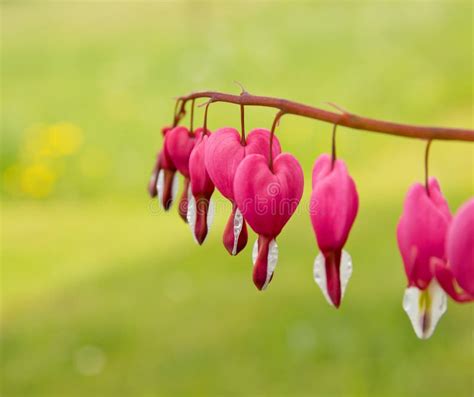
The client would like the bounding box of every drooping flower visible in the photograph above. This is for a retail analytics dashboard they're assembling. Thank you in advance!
[165,126,205,222]
[435,198,474,302]
[205,128,281,255]
[397,178,451,339]
[188,133,215,244]
[148,126,178,210]
[309,154,359,308]
[233,153,304,290]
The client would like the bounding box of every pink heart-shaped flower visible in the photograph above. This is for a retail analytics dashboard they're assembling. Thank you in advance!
[148,126,177,210]
[309,154,359,308]
[397,178,451,289]
[205,128,281,255]
[165,126,200,177]
[234,153,304,290]
[165,127,205,222]
[188,134,215,245]
[397,177,451,339]
[435,198,474,303]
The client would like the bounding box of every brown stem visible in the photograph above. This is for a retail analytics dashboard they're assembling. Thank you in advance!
[425,139,432,195]
[331,123,338,169]
[269,110,285,171]
[176,91,474,141]
[202,100,212,135]
[172,98,183,127]
[189,99,195,132]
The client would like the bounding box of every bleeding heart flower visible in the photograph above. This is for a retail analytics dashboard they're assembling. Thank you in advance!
[205,128,281,255]
[435,198,474,303]
[234,153,304,290]
[397,177,451,339]
[165,127,205,222]
[148,126,178,210]
[309,154,358,308]
[188,133,215,244]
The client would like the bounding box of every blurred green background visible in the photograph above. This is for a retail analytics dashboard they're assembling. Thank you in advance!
[1,1,473,396]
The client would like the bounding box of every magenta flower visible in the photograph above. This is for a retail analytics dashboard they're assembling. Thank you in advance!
[309,154,358,308]
[234,153,304,290]
[165,126,204,222]
[435,198,474,302]
[148,126,178,210]
[397,178,451,339]
[205,128,281,255]
[188,133,215,244]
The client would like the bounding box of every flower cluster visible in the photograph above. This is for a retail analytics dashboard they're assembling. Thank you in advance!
[149,101,472,340]
[397,180,473,338]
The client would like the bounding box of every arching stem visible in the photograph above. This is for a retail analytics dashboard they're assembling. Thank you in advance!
[175,90,474,141]
[203,100,212,136]
[269,110,285,171]
[172,98,183,127]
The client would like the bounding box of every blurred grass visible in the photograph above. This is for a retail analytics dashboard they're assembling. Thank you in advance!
[1,1,473,396]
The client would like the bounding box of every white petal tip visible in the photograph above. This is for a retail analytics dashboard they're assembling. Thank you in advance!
[313,250,353,307]
[156,170,178,210]
[187,185,214,245]
[402,280,447,340]
[231,208,244,255]
[186,184,198,244]
[252,238,278,290]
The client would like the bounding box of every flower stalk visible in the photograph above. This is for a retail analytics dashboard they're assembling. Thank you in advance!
[175,90,473,141]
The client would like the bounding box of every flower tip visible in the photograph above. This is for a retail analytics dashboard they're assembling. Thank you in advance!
[253,276,266,291]
[402,280,447,339]
[330,296,341,309]
[252,237,278,291]
[223,207,248,256]
[163,200,172,211]
[195,233,206,245]
[313,250,352,309]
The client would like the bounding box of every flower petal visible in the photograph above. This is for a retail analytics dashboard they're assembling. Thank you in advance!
[402,279,447,339]
[223,205,248,256]
[252,236,278,291]
[313,249,353,308]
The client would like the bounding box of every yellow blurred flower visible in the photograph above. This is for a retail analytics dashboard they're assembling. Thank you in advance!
[44,122,83,156]
[20,163,57,198]
[22,122,83,160]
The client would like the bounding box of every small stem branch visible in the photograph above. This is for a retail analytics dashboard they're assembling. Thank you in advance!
[172,98,183,127]
[189,99,195,132]
[203,100,212,135]
[331,123,338,168]
[425,139,432,195]
[240,104,246,145]
[269,110,285,171]
[175,91,474,141]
